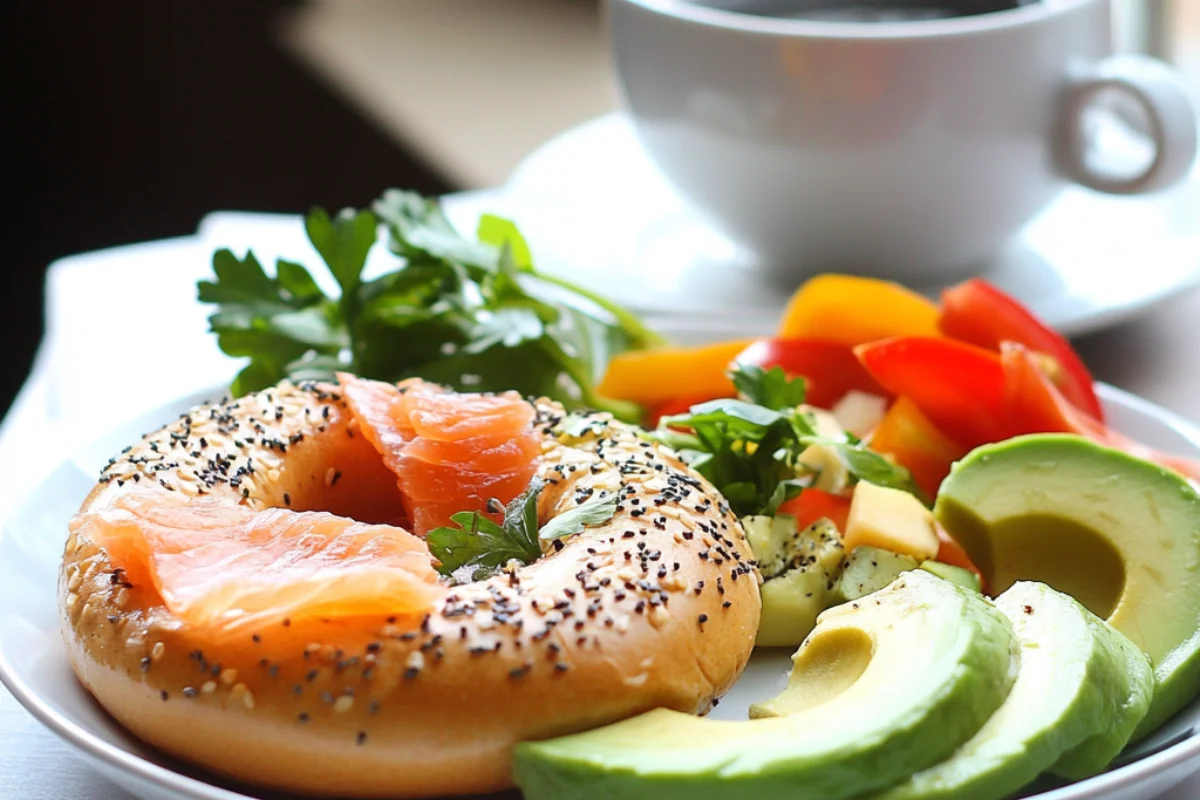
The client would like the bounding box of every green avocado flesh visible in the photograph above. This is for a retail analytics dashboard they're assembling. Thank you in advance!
[865,581,1153,800]
[934,434,1200,736]
[512,571,1016,800]
[747,517,846,648]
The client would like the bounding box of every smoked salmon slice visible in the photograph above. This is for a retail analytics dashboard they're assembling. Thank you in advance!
[69,491,444,639]
[338,375,541,536]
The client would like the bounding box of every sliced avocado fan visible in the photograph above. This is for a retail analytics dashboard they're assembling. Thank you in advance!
[934,434,1200,737]
[513,570,1016,800]
[1052,608,1156,779]
[864,581,1153,800]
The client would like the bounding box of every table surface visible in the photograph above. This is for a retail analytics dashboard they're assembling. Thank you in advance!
[2,219,1199,797]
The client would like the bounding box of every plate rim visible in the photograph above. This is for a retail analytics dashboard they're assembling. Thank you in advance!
[2,382,1200,800]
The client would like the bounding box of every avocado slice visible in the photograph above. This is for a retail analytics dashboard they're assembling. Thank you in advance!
[919,561,981,593]
[934,434,1200,737]
[864,582,1153,800]
[1052,613,1155,779]
[513,571,1017,800]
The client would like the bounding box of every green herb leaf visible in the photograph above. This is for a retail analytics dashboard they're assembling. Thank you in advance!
[731,365,807,410]
[304,208,376,297]
[823,441,924,500]
[426,479,544,582]
[199,248,346,394]
[199,189,656,418]
[539,493,620,541]
[652,364,922,517]
[477,213,533,270]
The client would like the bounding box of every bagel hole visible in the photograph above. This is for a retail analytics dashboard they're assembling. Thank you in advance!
[272,434,410,527]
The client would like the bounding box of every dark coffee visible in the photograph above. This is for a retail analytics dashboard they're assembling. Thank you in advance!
[701,0,1034,22]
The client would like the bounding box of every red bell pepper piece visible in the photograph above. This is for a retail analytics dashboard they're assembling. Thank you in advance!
[940,278,1104,421]
[1001,342,1200,483]
[779,489,852,533]
[854,337,1011,448]
[735,338,891,410]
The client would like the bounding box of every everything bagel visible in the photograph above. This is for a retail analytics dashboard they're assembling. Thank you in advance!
[59,379,761,797]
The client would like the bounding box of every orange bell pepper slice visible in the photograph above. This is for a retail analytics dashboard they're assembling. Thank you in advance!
[597,339,755,406]
[778,274,940,346]
[868,396,969,499]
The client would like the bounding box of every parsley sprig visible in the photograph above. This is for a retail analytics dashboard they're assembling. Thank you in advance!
[425,479,619,583]
[198,190,660,419]
[652,365,922,517]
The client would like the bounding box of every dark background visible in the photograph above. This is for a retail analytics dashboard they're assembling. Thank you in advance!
[7,1,453,416]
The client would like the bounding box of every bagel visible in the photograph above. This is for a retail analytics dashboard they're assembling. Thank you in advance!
[59,379,761,797]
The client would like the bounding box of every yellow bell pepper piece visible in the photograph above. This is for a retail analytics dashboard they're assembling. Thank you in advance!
[778,274,940,346]
[598,339,756,405]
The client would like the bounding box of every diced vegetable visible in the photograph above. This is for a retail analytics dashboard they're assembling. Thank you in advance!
[831,391,889,439]
[777,274,941,346]
[778,489,852,533]
[834,546,919,603]
[844,481,939,561]
[798,443,851,494]
[940,278,1104,421]
[855,337,1011,448]
[597,339,755,406]
[934,525,988,594]
[741,514,799,579]
[919,560,982,593]
[734,338,890,409]
[868,396,968,499]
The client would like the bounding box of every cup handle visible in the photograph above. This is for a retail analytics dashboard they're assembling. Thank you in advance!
[1057,54,1198,195]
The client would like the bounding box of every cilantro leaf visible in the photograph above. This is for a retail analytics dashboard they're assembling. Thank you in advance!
[731,365,807,410]
[539,493,620,541]
[426,480,544,582]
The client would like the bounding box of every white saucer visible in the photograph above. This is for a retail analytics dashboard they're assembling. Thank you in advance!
[2,380,1199,800]
[498,113,1200,338]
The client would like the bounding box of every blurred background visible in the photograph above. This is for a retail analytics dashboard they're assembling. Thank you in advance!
[7,0,1198,417]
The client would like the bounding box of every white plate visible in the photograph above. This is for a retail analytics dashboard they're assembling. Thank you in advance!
[2,383,1200,800]
[499,113,1200,338]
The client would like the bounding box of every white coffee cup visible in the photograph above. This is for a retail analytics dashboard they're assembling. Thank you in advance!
[607,0,1198,281]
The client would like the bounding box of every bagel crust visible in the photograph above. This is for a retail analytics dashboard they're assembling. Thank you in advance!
[60,381,761,797]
